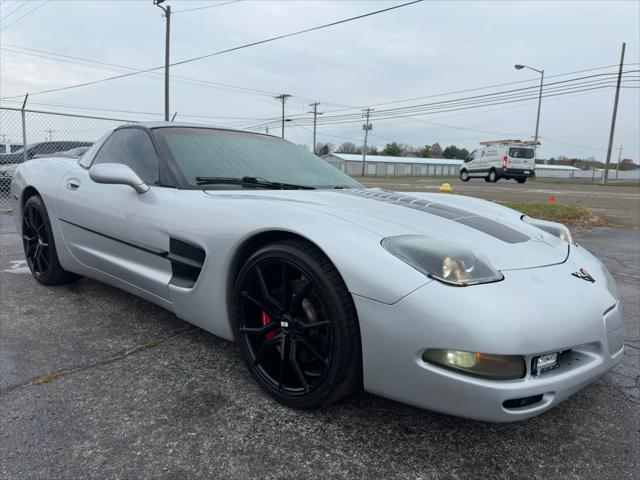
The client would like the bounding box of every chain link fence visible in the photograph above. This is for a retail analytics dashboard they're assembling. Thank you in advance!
[0,107,134,209]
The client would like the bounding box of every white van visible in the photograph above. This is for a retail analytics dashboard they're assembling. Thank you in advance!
[459,140,536,184]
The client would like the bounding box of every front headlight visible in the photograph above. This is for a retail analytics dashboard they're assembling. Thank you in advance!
[522,216,573,244]
[422,349,526,380]
[381,235,503,286]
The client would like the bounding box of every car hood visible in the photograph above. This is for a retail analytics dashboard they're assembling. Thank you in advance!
[204,188,569,271]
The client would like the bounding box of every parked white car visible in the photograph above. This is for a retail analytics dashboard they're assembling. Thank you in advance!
[460,140,536,184]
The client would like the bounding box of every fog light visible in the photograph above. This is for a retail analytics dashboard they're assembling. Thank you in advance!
[422,349,526,380]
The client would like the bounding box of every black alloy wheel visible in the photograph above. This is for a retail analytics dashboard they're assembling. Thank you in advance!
[23,201,50,277]
[22,195,81,285]
[233,239,361,409]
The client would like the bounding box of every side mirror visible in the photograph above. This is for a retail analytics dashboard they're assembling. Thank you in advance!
[89,163,149,194]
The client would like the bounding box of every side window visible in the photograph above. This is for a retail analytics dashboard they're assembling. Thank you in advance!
[93,129,160,184]
[466,150,477,162]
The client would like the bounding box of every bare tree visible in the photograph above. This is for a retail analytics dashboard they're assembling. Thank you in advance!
[336,142,358,153]
[431,142,443,157]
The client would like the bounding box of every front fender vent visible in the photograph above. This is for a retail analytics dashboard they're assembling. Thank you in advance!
[168,238,205,289]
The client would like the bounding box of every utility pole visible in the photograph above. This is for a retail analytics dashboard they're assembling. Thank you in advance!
[265,126,269,135]
[308,102,322,154]
[44,129,55,141]
[603,42,626,185]
[361,108,373,177]
[153,0,171,121]
[616,145,624,173]
[275,94,291,139]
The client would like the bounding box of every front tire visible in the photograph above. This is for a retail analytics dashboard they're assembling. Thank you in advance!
[22,195,81,285]
[459,170,470,182]
[232,239,362,409]
[516,178,527,184]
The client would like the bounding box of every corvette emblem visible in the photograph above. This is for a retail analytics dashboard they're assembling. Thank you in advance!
[572,268,595,283]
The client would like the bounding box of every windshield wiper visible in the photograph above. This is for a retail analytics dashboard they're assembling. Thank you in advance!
[195,176,315,190]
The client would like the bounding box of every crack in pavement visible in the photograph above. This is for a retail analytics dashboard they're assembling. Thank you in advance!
[0,327,199,396]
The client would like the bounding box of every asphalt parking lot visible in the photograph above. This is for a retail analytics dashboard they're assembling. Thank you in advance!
[1,211,639,480]
[358,177,640,226]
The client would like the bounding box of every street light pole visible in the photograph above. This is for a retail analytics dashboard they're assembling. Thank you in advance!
[533,69,544,149]
[153,0,171,121]
[515,63,544,162]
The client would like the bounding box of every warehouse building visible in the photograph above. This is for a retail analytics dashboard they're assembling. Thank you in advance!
[322,153,462,177]
[321,152,609,179]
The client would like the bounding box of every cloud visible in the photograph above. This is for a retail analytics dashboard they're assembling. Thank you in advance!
[0,0,638,161]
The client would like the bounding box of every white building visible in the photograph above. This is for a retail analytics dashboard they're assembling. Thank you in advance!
[320,152,603,179]
[322,153,463,177]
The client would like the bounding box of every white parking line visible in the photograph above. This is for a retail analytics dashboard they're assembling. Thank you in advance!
[4,260,29,274]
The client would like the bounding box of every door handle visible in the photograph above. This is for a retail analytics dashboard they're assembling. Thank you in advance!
[66,178,81,190]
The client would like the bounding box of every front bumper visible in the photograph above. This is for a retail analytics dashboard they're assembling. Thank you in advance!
[356,247,623,422]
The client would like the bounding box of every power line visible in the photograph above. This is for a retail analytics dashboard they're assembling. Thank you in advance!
[0,0,50,32]
[242,73,638,129]
[245,73,638,127]
[321,63,640,115]
[0,97,281,123]
[310,85,636,127]
[305,72,639,123]
[0,44,280,98]
[0,0,423,98]
[173,0,243,14]
[0,43,357,109]
[265,87,635,152]
[0,0,29,22]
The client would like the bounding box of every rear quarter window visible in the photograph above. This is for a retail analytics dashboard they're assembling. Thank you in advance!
[509,148,534,159]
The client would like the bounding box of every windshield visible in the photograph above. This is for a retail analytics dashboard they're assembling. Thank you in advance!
[153,127,361,189]
[509,147,535,159]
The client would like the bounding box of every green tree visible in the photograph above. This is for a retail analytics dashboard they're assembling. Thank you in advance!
[442,145,459,159]
[418,145,431,158]
[457,148,469,160]
[382,142,403,156]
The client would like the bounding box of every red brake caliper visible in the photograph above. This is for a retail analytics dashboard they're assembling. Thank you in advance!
[262,311,276,339]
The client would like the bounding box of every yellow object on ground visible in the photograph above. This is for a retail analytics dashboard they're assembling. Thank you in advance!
[439,182,453,193]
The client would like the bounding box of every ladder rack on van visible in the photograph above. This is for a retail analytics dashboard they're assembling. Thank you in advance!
[479,139,540,147]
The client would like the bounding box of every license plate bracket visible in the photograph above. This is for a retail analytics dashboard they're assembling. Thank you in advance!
[532,352,560,375]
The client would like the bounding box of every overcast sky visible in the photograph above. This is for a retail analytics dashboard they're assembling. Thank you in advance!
[1,0,639,161]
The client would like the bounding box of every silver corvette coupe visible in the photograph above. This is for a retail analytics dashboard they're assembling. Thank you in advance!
[10,123,623,422]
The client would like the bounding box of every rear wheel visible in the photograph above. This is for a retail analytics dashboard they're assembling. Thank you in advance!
[459,170,470,182]
[516,178,527,184]
[22,195,81,285]
[232,239,361,409]
[487,169,498,183]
